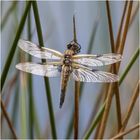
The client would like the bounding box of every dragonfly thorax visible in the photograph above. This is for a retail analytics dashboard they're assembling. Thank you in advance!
[63,54,72,66]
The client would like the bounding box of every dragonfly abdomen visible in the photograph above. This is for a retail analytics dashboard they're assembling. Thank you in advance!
[59,65,72,108]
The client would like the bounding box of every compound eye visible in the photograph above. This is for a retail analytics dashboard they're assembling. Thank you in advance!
[67,44,72,49]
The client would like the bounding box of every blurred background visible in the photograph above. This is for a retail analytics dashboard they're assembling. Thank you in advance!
[1,1,139,139]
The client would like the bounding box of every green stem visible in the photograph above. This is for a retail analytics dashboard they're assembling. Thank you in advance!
[32,101,41,138]
[83,102,106,139]
[20,79,27,138]
[11,80,19,131]
[83,47,139,139]
[119,47,139,85]
[27,6,34,139]
[31,1,57,139]
[1,2,32,91]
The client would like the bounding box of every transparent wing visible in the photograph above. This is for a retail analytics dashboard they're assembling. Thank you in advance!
[16,62,61,77]
[72,53,122,67]
[18,39,63,60]
[72,68,119,82]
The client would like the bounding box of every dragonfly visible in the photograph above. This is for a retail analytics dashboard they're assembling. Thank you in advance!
[16,16,122,108]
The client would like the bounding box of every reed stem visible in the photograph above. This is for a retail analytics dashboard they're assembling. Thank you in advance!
[1,1,32,91]
[83,101,106,139]
[73,15,77,42]
[119,48,139,85]
[106,0,115,52]
[66,14,99,139]
[74,81,80,139]
[111,123,140,140]
[115,1,128,49]
[73,15,80,139]
[117,1,133,54]
[93,47,139,139]
[129,2,139,28]
[31,1,57,139]
[27,6,34,138]
[1,97,18,139]
[120,81,139,133]
[97,1,133,138]
[106,1,122,131]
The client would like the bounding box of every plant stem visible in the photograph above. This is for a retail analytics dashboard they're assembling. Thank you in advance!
[31,1,57,139]
[83,101,106,139]
[20,73,27,138]
[65,15,99,139]
[115,1,128,49]
[94,1,128,139]
[97,1,133,138]
[1,1,32,91]
[1,97,18,139]
[84,1,136,138]
[11,80,19,131]
[84,85,105,136]
[97,83,115,138]
[117,1,133,54]
[94,47,139,139]
[33,107,41,138]
[129,2,139,27]
[73,15,77,42]
[73,15,80,139]
[111,123,140,140]
[119,81,139,132]
[106,1,122,131]
[119,48,139,85]
[74,81,80,139]
[27,6,34,138]
[106,0,115,52]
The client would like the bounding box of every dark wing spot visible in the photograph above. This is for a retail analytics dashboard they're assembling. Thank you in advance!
[96,54,103,58]
[92,69,99,72]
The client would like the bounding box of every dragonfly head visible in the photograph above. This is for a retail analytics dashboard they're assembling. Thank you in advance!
[67,40,81,54]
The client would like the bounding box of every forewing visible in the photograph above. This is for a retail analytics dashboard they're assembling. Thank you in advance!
[72,68,119,82]
[72,53,122,67]
[16,62,61,77]
[18,39,63,60]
